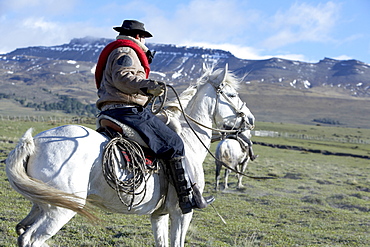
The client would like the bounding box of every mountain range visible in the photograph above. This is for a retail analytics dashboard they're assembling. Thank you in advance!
[1,37,369,128]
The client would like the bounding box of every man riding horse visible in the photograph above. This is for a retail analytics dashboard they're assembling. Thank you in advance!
[95,20,214,214]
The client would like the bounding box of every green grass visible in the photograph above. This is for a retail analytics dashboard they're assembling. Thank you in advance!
[255,121,370,140]
[253,122,370,157]
[1,120,370,246]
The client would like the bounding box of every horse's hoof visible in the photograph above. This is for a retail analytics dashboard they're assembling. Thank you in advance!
[250,155,259,161]
[16,224,25,235]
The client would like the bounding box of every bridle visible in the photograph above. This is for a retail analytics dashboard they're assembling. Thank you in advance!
[179,82,254,134]
[213,82,254,133]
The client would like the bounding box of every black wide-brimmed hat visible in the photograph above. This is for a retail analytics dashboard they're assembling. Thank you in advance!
[113,20,153,38]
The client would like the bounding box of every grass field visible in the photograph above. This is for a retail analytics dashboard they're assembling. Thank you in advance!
[0,120,369,246]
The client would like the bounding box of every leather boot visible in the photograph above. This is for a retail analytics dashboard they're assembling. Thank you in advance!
[191,183,215,209]
[167,156,215,214]
[249,147,258,161]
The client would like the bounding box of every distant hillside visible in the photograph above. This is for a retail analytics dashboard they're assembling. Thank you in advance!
[0,37,369,128]
[4,37,370,95]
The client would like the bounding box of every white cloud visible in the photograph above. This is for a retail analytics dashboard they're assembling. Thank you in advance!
[0,0,79,53]
[0,0,114,54]
[22,17,58,31]
[147,0,259,46]
[145,0,331,63]
[183,42,265,60]
[183,41,308,62]
[262,2,341,49]
[332,55,353,61]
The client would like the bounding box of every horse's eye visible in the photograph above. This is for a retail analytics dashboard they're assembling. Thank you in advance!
[227,93,237,98]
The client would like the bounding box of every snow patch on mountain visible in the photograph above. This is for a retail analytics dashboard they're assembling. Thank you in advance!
[151,71,166,77]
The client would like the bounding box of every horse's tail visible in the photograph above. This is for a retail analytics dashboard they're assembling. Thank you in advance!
[5,128,97,221]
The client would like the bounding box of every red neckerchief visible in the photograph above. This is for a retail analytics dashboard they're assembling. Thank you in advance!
[95,39,150,89]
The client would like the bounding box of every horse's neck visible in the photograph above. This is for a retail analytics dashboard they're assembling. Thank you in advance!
[181,83,215,163]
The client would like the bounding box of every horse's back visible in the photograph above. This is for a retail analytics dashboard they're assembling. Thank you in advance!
[28,125,107,194]
[35,124,103,139]
[216,138,244,164]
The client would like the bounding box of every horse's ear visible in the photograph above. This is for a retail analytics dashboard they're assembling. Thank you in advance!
[218,64,228,84]
[209,63,229,87]
[202,63,207,73]
[222,63,228,82]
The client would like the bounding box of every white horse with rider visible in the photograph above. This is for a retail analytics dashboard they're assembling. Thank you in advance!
[214,129,258,190]
[6,65,255,247]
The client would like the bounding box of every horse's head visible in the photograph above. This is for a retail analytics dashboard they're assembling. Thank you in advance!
[164,64,255,134]
[206,64,255,132]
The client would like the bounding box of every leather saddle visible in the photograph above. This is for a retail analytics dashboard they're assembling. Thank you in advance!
[96,114,149,147]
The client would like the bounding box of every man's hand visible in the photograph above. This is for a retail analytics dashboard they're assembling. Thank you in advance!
[147,81,166,96]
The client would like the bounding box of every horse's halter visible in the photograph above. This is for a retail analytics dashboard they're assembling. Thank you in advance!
[213,82,254,133]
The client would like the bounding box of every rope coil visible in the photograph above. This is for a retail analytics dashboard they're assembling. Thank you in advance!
[102,135,151,210]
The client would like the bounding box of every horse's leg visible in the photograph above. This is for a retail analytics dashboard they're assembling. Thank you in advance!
[16,203,41,235]
[17,205,77,247]
[215,160,222,191]
[224,168,230,190]
[151,212,169,247]
[237,173,243,188]
[163,186,193,247]
[169,211,193,247]
[237,163,244,189]
[237,160,249,189]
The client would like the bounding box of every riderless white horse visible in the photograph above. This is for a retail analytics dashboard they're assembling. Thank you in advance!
[6,65,255,247]
[215,129,254,190]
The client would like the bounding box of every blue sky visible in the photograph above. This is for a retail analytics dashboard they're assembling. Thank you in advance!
[1,0,369,64]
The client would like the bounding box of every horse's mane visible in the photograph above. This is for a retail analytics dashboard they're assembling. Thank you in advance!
[160,85,197,133]
[157,65,242,134]
[197,64,241,90]
[164,85,197,111]
[165,65,241,113]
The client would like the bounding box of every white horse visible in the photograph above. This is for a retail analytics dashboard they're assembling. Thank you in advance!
[215,130,253,190]
[6,65,255,247]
